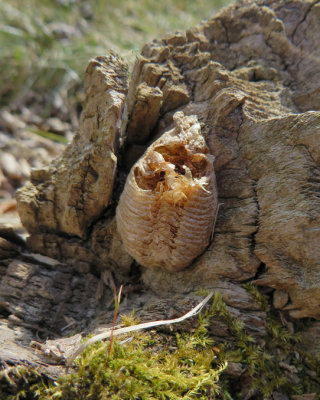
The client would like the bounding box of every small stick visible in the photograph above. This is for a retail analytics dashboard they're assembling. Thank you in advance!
[66,291,214,366]
[106,285,123,363]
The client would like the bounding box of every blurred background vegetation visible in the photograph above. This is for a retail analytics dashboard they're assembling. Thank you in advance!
[0,0,231,127]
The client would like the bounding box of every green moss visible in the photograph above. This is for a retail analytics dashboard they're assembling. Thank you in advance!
[4,288,320,400]
[240,284,320,399]
[0,365,43,400]
[30,330,226,400]
[193,288,320,399]
[242,283,270,312]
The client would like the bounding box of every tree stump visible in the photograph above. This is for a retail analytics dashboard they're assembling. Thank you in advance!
[1,0,320,394]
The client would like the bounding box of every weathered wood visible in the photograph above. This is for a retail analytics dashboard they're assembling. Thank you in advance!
[1,0,320,394]
[16,56,128,239]
[0,254,113,335]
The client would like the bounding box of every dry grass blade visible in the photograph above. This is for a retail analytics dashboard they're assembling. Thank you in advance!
[66,291,214,366]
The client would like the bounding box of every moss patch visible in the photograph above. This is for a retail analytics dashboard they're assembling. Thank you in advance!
[3,288,320,399]
[26,325,226,399]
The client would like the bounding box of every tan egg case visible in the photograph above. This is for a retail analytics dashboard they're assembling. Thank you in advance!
[116,112,218,272]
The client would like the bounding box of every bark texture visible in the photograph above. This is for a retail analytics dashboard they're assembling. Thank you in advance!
[1,0,320,383]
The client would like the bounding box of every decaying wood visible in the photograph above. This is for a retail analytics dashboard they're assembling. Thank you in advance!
[1,0,320,392]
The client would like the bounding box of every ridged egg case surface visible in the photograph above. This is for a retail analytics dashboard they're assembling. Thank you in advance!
[116,112,218,272]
